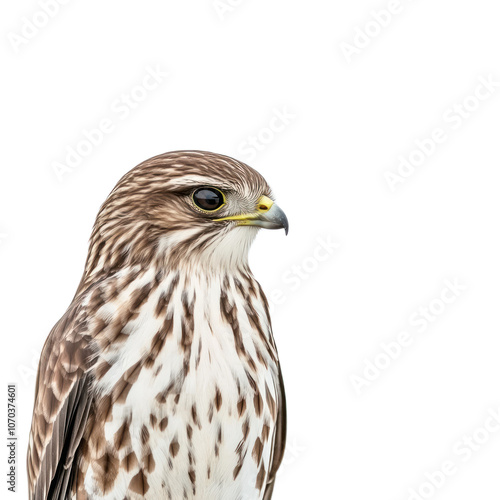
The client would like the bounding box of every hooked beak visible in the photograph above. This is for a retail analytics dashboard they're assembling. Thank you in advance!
[215,195,289,235]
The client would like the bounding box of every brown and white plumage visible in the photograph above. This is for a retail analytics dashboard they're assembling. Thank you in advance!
[27,151,288,499]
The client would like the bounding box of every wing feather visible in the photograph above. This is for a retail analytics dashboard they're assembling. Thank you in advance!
[263,363,287,500]
[27,301,94,500]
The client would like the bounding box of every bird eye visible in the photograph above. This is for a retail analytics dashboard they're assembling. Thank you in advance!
[192,188,225,212]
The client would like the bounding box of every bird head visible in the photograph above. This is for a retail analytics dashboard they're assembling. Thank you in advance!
[81,151,288,287]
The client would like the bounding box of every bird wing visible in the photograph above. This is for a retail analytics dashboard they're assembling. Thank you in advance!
[27,300,94,500]
[263,363,287,500]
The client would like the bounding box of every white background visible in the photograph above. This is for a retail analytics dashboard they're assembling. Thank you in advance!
[2,1,500,499]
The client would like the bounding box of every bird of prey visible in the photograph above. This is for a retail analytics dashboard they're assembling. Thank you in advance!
[27,151,288,500]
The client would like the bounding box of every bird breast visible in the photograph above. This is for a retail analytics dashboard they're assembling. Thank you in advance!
[79,267,280,499]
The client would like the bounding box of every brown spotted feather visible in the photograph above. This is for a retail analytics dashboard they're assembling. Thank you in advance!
[27,151,286,500]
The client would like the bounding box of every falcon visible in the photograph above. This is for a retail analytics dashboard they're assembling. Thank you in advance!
[27,151,288,500]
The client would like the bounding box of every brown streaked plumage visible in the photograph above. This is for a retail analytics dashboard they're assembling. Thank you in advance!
[27,150,288,499]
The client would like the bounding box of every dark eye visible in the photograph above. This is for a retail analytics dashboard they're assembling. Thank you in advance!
[192,188,225,212]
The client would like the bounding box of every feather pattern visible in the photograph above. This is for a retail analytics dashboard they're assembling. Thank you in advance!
[27,151,287,499]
